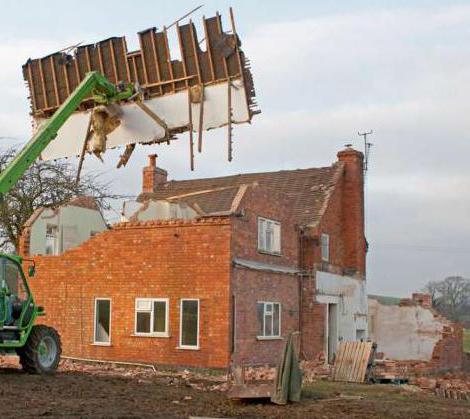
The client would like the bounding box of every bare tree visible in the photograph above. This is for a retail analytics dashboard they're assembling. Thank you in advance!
[0,146,121,252]
[423,276,470,325]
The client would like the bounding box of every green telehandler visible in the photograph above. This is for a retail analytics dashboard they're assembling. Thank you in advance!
[0,71,134,374]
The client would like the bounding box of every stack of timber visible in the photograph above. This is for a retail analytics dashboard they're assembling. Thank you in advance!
[332,341,376,383]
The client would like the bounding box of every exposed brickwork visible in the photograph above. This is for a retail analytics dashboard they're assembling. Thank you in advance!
[336,148,366,276]
[299,274,327,359]
[231,267,299,366]
[230,185,300,365]
[29,218,232,369]
[232,185,299,267]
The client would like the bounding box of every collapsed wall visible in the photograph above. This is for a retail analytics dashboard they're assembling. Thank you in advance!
[368,293,463,373]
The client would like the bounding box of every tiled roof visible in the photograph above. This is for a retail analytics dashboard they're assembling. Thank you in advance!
[166,186,242,215]
[67,196,100,211]
[138,163,344,226]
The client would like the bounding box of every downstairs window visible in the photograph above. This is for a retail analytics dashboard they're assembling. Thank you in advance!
[257,302,281,338]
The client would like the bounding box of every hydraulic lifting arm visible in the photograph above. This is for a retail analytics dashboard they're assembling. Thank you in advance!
[0,71,133,194]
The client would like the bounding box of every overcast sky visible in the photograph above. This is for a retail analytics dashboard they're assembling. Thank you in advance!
[1,0,469,297]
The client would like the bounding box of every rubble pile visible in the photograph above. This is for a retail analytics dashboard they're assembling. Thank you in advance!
[300,360,332,382]
[410,372,470,401]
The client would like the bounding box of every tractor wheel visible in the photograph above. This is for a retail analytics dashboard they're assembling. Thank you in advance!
[17,325,62,374]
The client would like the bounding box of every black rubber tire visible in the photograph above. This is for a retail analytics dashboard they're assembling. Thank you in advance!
[16,325,62,374]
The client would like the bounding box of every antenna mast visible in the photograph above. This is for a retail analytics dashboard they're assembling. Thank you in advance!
[358,130,373,174]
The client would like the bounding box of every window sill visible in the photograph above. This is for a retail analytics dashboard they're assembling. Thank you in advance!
[176,346,200,351]
[257,249,282,257]
[257,336,283,341]
[91,342,112,347]
[131,333,170,338]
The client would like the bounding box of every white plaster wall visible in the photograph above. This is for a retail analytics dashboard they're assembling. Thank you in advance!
[316,272,368,343]
[368,298,449,361]
[124,200,197,222]
[29,205,107,255]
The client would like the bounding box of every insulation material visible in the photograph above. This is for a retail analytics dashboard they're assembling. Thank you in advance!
[21,9,259,162]
[38,80,249,160]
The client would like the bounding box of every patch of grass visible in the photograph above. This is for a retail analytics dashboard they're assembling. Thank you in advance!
[464,329,470,353]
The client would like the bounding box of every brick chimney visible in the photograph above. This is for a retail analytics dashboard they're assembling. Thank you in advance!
[337,147,366,277]
[142,154,168,193]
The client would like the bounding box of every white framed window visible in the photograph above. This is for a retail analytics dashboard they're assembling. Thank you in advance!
[321,233,330,262]
[135,298,169,337]
[45,224,58,255]
[258,217,281,254]
[179,299,199,349]
[257,302,281,338]
[94,298,111,345]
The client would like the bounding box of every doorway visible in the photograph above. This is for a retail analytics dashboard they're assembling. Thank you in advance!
[327,303,338,364]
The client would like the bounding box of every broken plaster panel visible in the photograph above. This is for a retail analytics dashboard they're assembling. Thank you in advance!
[367,300,449,361]
[316,271,369,342]
[39,80,249,161]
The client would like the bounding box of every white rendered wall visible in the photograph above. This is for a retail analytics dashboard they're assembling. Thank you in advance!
[316,271,368,352]
[368,298,449,361]
[29,205,107,256]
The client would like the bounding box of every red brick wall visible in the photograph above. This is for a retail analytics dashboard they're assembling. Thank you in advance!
[232,185,299,267]
[231,268,299,366]
[428,324,464,371]
[28,218,232,369]
[230,185,300,365]
[337,148,366,276]
[299,274,327,360]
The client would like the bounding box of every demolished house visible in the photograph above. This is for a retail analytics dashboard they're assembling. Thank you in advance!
[368,293,464,373]
[19,147,368,369]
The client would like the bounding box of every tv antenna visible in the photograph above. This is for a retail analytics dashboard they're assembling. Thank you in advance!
[358,130,373,174]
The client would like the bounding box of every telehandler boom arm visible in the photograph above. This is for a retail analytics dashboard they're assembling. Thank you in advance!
[0,71,132,194]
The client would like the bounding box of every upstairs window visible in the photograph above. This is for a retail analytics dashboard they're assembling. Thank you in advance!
[321,233,330,262]
[257,302,281,338]
[135,298,169,337]
[258,217,281,254]
[45,224,58,255]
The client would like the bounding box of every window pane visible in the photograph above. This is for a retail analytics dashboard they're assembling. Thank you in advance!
[95,300,110,343]
[136,311,151,333]
[181,300,198,347]
[273,304,280,336]
[273,223,281,253]
[266,222,273,251]
[258,219,265,250]
[265,313,273,336]
[257,303,264,336]
[153,301,166,333]
[45,225,58,255]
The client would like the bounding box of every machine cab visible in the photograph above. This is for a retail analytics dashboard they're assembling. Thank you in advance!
[0,256,32,329]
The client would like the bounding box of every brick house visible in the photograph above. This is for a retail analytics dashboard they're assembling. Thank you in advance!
[20,147,367,369]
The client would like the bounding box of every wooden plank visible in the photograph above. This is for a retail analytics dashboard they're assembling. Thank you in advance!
[332,340,345,380]
[341,342,354,381]
[350,342,363,382]
[357,342,373,382]
[334,342,348,381]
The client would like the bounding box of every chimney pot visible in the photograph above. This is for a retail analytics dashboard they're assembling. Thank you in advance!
[148,154,157,167]
[142,154,167,193]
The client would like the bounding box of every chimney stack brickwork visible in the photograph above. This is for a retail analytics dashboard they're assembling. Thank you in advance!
[142,154,168,193]
[337,147,366,276]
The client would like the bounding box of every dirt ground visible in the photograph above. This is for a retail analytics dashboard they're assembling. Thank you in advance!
[1,362,470,418]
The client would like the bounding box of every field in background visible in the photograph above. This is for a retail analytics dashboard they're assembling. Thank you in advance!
[464,330,470,353]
